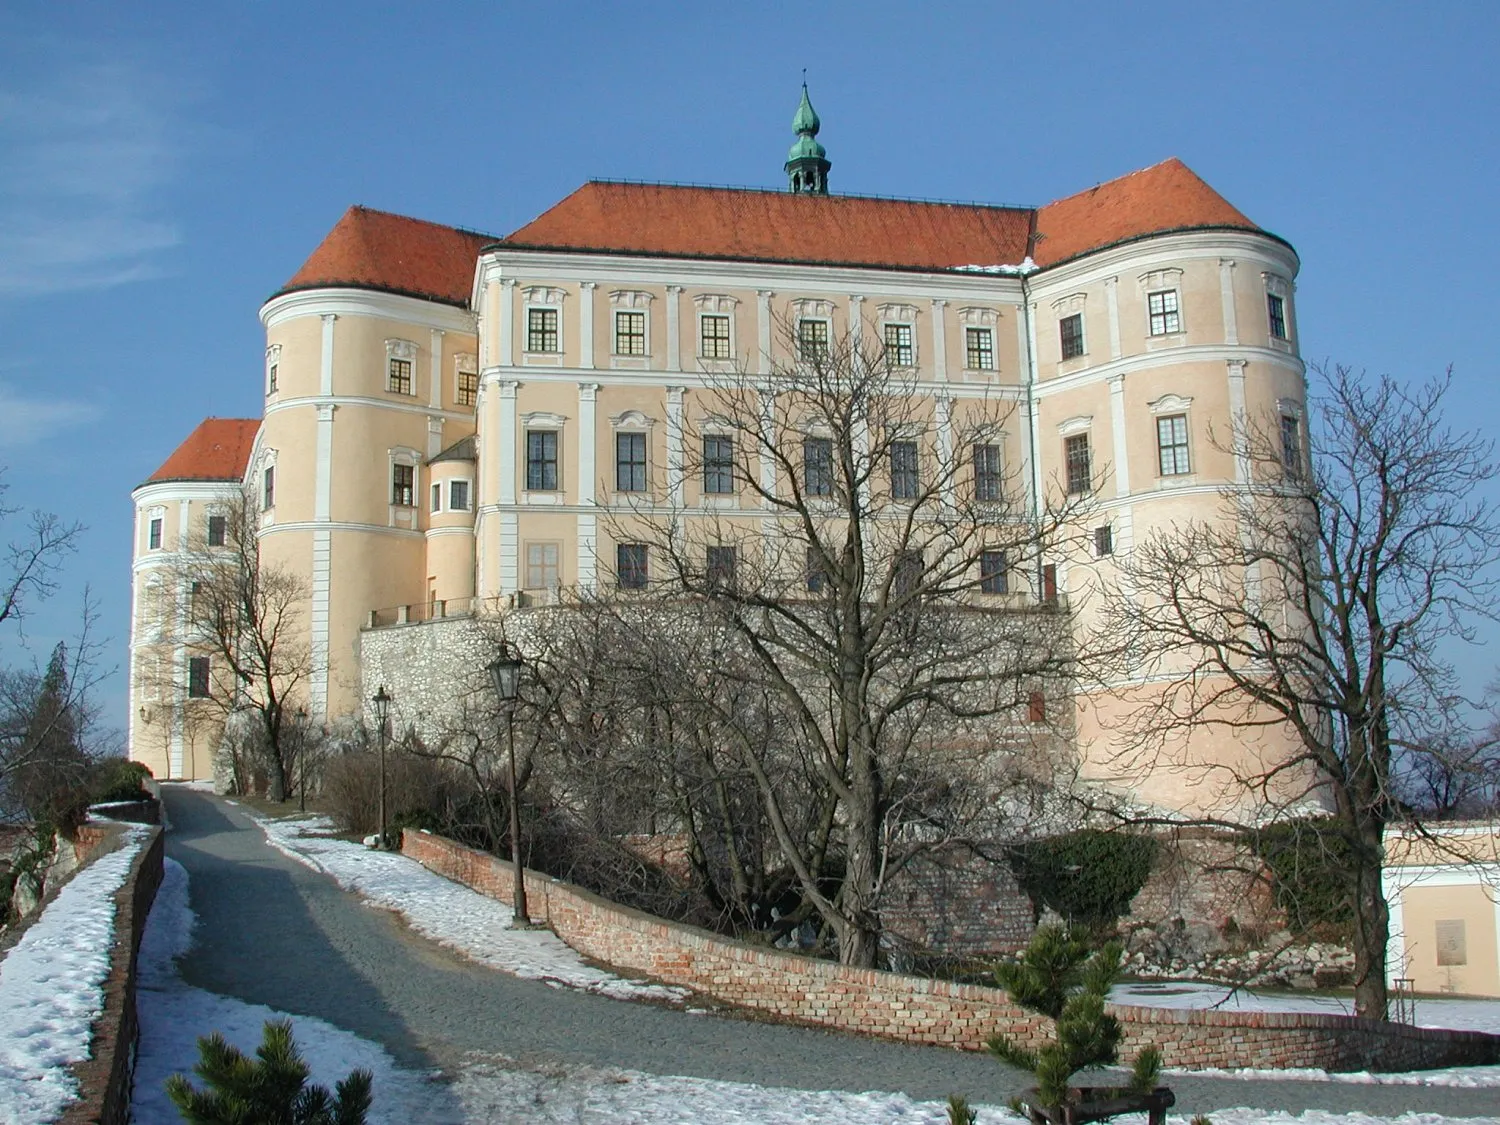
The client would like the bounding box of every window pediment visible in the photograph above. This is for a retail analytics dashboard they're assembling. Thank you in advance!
[1057,415,1093,436]
[1051,293,1088,315]
[1138,268,1183,292]
[610,410,655,430]
[877,302,920,322]
[693,294,739,313]
[522,411,567,428]
[609,289,654,309]
[385,338,417,361]
[522,286,567,305]
[790,298,835,319]
[1262,272,1293,297]
[1148,393,1194,415]
[957,306,999,327]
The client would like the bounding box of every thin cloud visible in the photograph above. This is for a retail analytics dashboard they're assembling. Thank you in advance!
[0,383,103,448]
[0,51,185,297]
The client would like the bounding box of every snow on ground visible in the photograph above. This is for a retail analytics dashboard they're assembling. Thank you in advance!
[1113,980,1500,1035]
[133,848,1500,1124]
[0,826,146,1125]
[257,814,689,1004]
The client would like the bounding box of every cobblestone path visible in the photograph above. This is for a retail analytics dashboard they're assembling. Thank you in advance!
[162,787,1498,1118]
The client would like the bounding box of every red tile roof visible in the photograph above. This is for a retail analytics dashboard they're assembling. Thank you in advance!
[274,160,1270,309]
[276,206,496,307]
[501,182,1036,271]
[1033,157,1258,266]
[145,418,260,485]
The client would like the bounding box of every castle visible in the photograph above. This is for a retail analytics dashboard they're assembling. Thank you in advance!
[129,88,1305,812]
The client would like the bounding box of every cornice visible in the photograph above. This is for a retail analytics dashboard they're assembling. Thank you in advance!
[263,395,476,424]
[260,287,479,333]
[1032,344,1305,399]
[1027,229,1300,296]
[478,364,1027,401]
[257,520,425,540]
[130,479,243,506]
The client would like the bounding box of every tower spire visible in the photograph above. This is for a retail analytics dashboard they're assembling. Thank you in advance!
[785,81,831,195]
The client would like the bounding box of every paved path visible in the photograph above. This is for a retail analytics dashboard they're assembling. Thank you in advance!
[162,788,1498,1117]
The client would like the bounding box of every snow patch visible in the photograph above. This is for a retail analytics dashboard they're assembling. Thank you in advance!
[953,257,1038,276]
[0,826,146,1125]
[257,815,690,1004]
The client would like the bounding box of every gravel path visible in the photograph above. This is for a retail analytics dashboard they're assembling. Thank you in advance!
[162,788,1499,1117]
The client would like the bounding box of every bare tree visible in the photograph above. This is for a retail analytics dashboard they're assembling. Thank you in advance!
[1095,364,1500,1018]
[601,322,1081,967]
[165,490,312,801]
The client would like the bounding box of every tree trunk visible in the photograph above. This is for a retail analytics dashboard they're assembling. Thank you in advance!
[1349,820,1390,1020]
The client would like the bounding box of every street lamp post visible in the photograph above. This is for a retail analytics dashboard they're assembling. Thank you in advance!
[372,686,391,847]
[296,707,310,813]
[487,646,528,925]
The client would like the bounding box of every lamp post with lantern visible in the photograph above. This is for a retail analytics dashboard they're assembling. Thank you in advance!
[372,686,391,847]
[487,645,528,924]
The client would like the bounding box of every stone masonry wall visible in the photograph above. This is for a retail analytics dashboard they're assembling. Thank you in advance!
[403,829,1500,1072]
[358,614,494,744]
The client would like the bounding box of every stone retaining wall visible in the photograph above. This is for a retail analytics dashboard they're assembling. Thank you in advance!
[59,825,165,1125]
[402,829,1500,1072]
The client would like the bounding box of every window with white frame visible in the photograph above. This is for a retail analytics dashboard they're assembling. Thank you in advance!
[615,431,647,492]
[148,513,164,550]
[1264,273,1293,344]
[1094,525,1113,557]
[386,338,417,394]
[262,465,276,511]
[797,318,830,361]
[706,545,736,590]
[980,549,1008,595]
[448,479,471,511]
[883,322,914,367]
[700,314,731,359]
[526,307,559,353]
[703,434,735,495]
[614,310,646,356]
[187,656,211,699]
[392,463,415,507]
[1281,411,1303,476]
[1064,433,1092,495]
[455,355,478,406]
[1157,414,1191,476]
[526,542,560,590]
[965,327,995,370]
[207,514,227,547]
[974,443,1003,502]
[526,429,559,491]
[431,483,442,512]
[265,344,281,395]
[1147,289,1181,336]
[890,439,919,500]
[616,543,648,589]
[1060,313,1085,359]
[803,435,833,496]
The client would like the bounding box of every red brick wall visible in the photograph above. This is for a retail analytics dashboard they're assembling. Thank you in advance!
[402,830,1500,1072]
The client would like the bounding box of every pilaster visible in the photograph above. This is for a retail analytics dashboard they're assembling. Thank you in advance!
[579,282,596,370]
[666,285,683,372]
[757,291,775,375]
[931,298,948,381]
[667,386,686,508]
[1104,277,1122,361]
[1219,259,1239,346]
[1108,374,1130,496]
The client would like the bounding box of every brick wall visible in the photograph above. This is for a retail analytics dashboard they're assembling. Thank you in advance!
[60,826,165,1125]
[403,829,1500,1072]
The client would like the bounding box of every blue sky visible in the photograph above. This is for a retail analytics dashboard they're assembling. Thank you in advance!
[1,1,1497,732]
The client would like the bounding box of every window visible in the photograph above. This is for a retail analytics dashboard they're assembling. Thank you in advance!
[148,517,163,550]
[1064,434,1091,495]
[431,483,442,512]
[207,515,226,547]
[1268,293,1287,340]
[1094,526,1113,557]
[965,326,995,370]
[893,550,923,598]
[700,314,731,359]
[1280,413,1302,476]
[890,440,919,500]
[457,367,479,407]
[1436,919,1468,967]
[616,432,647,492]
[1157,414,1191,476]
[973,443,1002,502]
[388,357,413,395]
[449,479,471,511]
[706,545,736,590]
[1059,313,1085,360]
[703,435,735,494]
[526,430,559,491]
[797,318,829,361]
[267,362,278,394]
[526,542,560,590]
[980,549,1008,595]
[614,310,646,356]
[1027,690,1046,724]
[392,463,415,507]
[262,467,275,511]
[883,322,914,366]
[527,307,559,353]
[617,543,648,590]
[187,656,211,699]
[806,547,827,594]
[1148,289,1181,336]
[803,436,833,496]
